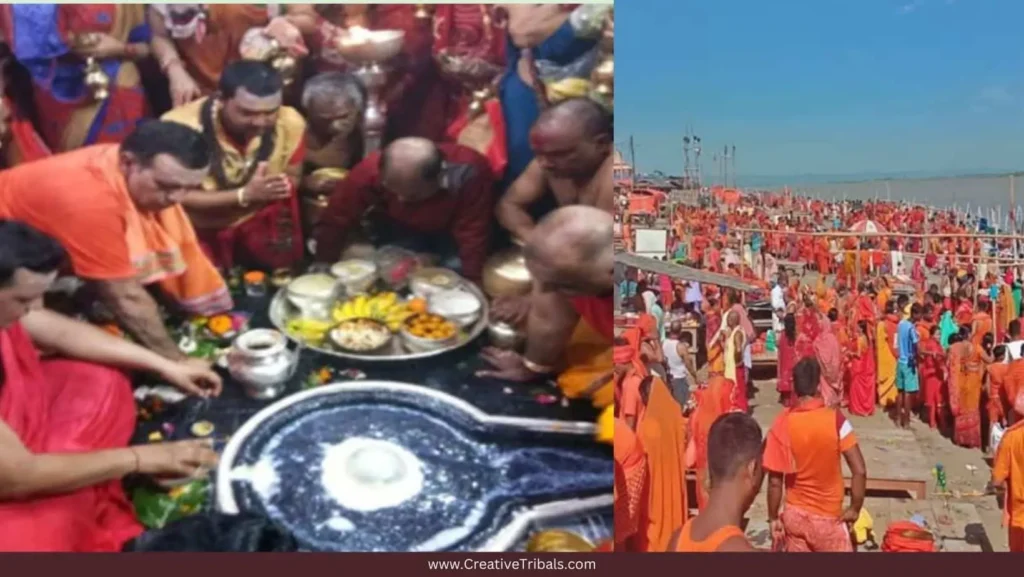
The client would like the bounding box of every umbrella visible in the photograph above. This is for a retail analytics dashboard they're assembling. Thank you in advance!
[849,219,887,234]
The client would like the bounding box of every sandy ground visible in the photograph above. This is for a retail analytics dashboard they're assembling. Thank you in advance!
[744,373,1008,552]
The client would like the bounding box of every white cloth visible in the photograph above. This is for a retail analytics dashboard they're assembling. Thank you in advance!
[771,284,786,332]
[1005,340,1024,362]
[663,338,687,381]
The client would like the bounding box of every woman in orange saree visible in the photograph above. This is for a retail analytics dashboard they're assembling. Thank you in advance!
[951,333,990,448]
[0,4,151,153]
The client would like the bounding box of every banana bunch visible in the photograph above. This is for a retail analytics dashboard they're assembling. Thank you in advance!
[333,292,415,332]
[285,317,334,344]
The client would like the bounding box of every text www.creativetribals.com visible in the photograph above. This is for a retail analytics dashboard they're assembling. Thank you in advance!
[427,558,597,571]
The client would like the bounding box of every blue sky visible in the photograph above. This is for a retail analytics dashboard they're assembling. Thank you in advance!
[617,0,1024,182]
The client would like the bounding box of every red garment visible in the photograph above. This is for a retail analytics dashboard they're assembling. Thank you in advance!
[920,338,946,421]
[444,98,508,177]
[2,97,51,164]
[814,326,844,408]
[848,334,876,416]
[881,522,936,553]
[197,183,304,270]
[313,144,495,280]
[571,295,614,342]
[432,5,508,173]
[776,333,796,403]
[0,5,149,153]
[734,365,749,412]
[0,323,141,551]
[374,5,448,142]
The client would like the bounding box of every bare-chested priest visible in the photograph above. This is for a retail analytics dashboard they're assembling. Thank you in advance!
[495,98,613,242]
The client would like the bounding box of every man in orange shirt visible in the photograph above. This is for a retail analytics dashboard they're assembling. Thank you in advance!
[992,391,1024,552]
[764,357,867,552]
[0,121,231,361]
[669,412,762,552]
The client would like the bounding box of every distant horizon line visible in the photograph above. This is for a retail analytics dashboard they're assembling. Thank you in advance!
[636,167,1024,188]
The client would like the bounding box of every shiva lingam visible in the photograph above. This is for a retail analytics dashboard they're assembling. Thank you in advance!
[238,27,300,86]
[334,27,405,155]
[71,33,110,101]
[590,9,614,109]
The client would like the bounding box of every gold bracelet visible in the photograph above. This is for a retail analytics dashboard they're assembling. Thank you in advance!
[237,187,249,207]
[523,358,554,374]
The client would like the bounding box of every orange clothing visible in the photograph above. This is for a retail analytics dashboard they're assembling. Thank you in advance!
[618,372,647,426]
[0,145,231,314]
[1007,359,1024,408]
[165,5,269,94]
[876,288,891,311]
[994,421,1024,532]
[763,399,858,519]
[614,418,649,551]
[670,522,746,552]
[637,378,689,551]
[972,313,993,348]
[988,363,1011,424]
[689,376,737,511]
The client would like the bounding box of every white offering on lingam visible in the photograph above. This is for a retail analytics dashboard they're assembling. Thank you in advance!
[320,438,425,512]
[230,457,281,501]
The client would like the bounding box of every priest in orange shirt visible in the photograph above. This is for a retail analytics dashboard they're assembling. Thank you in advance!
[764,358,867,552]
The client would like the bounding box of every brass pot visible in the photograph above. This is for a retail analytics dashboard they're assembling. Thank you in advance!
[482,245,532,298]
[525,530,594,553]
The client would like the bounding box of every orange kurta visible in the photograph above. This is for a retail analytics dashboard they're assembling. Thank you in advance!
[0,145,231,315]
[637,378,689,551]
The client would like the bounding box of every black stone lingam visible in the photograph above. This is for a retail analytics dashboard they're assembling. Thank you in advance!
[216,382,612,552]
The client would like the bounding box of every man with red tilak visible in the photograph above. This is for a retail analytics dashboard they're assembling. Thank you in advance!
[495,97,613,243]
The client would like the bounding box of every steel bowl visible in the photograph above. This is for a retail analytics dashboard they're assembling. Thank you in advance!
[329,318,393,354]
[335,29,404,64]
[399,315,459,353]
[487,321,524,350]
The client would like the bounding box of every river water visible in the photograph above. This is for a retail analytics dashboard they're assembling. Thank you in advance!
[764,174,1022,214]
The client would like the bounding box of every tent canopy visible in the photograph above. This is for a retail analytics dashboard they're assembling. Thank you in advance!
[615,252,758,292]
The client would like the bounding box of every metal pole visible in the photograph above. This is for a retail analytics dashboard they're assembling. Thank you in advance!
[629,135,637,190]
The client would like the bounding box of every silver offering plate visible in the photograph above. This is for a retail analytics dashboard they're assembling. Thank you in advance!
[268,282,490,362]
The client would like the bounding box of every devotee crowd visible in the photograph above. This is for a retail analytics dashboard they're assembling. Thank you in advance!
[0,4,617,551]
[614,191,1024,553]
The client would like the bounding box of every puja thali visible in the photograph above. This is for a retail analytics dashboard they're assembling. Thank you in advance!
[215,382,612,552]
[269,261,490,362]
